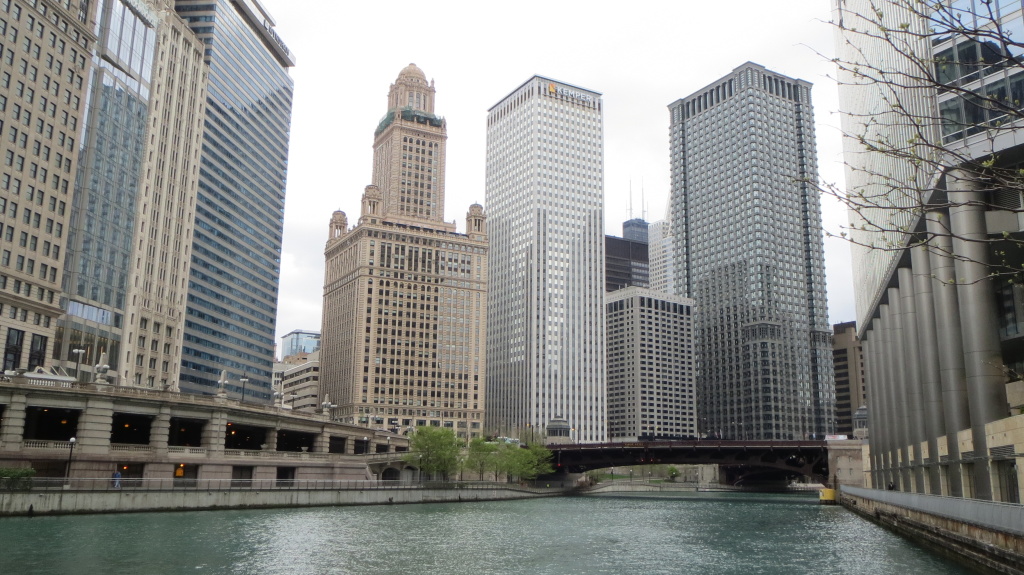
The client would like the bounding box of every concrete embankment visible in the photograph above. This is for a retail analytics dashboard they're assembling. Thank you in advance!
[840,486,1024,575]
[0,485,562,516]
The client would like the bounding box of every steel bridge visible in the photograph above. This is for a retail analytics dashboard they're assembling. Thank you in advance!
[548,440,831,484]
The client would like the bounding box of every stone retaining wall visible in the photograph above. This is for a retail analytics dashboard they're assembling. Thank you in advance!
[841,490,1024,575]
[0,486,558,516]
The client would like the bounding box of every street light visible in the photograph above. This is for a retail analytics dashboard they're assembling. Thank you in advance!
[71,349,85,382]
[239,374,249,404]
[629,468,633,482]
[64,436,77,487]
[362,436,369,455]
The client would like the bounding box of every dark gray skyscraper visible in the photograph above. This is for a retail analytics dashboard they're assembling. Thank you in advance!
[175,0,294,401]
[669,62,834,440]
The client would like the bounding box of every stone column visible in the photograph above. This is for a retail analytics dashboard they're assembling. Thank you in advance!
[315,428,329,454]
[264,427,278,452]
[897,267,928,493]
[948,169,1010,501]
[0,392,27,448]
[911,242,946,494]
[150,405,171,455]
[926,210,968,497]
[78,397,114,454]
[202,410,227,457]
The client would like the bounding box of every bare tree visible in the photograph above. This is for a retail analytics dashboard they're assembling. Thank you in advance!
[828,0,1024,285]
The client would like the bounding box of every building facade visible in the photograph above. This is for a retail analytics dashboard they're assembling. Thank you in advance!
[278,349,319,412]
[320,65,488,440]
[669,62,834,441]
[605,234,648,293]
[175,0,294,402]
[485,76,606,442]
[834,0,1023,502]
[606,287,696,441]
[281,329,320,359]
[647,219,675,294]
[0,0,95,373]
[53,0,206,391]
[832,321,865,437]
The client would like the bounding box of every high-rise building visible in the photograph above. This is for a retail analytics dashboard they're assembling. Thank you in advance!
[832,321,865,436]
[320,64,488,439]
[280,329,320,359]
[0,1,95,373]
[622,218,648,243]
[834,0,1022,501]
[669,62,834,440]
[53,0,207,390]
[175,0,294,402]
[485,76,606,442]
[606,287,695,441]
[604,234,648,292]
[647,219,675,294]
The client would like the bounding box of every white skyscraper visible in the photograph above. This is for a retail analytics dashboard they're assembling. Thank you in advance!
[647,219,676,294]
[485,76,607,443]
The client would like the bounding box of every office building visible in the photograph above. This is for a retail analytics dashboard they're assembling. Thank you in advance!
[605,234,648,292]
[648,219,675,294]
[834,0,1022,501]
[276,349,319,412]
[485,76,606,442]
[52,0,207,390]
[622,217,648,243]
[320,64,488,439]
[0,1,95,373]
[832,321,865,436]
[281,329,320,359]
[606,287,695,441]
[669,62,834,441]
[175,0,294,402]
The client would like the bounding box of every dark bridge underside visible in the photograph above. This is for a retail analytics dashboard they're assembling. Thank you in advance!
[549,440,830,483]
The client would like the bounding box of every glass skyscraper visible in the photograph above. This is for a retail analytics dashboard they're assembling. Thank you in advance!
[485,76,607,443]
[175,0,293,401]
[669,62,834,441]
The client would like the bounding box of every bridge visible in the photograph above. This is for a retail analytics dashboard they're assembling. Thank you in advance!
[548,440,834,485]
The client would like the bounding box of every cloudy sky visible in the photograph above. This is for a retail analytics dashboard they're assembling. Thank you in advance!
[258,0,854,350]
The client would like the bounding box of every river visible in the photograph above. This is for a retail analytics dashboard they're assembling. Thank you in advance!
[0,492,976,574]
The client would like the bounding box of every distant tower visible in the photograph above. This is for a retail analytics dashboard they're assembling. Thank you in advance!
[669,62,833,440]
[622,218,649,243]
[648,219,675,294]
[320,65,488,439]
[485,76,606,442]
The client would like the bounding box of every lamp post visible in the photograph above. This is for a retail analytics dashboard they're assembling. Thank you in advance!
[362,436,369,455]
[64,436,77,487]
[239,375,248,404]
[629,468,633,483]
[71,349,85,382]
[273,391,283,408]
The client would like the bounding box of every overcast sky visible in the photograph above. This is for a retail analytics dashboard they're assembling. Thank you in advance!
[259,0,855,351]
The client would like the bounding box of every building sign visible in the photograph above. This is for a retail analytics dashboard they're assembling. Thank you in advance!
[262,19,291,56]
[548,82,593,103]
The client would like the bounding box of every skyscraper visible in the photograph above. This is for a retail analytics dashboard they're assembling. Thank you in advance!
[606,287,695,441]
[485,76,606,443]
[280,329,320,359]
[1,0,93,373]
[320,64,488,439]
[175,0,294,402]
[669,62,834,440]
[647,219,675,294]
[53,0,207,389]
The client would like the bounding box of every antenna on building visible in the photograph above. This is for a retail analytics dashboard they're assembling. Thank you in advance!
[629,179,633,220]
[641,177,647,221]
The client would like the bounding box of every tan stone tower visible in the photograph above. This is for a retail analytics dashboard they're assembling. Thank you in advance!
[371,64,451,230]
[321,66,487,439]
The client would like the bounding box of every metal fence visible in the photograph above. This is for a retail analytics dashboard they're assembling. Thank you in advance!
[841,485,1024,536]
[4,477,562,493]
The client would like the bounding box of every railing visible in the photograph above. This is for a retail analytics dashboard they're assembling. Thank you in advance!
[167,446,207,455]
[841,485,1024,536]
[21,440,75,450]
[9,477,564,493]
[110,444,153,453]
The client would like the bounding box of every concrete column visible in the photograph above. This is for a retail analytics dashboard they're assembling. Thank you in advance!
[202,410,227,457]
[264,427,278,451]
[150,405,171,455]
[315,428,329,454]
[0,392,27,448]
[898,267,928,493]
[948,169,1010,501]
[77,397,114,454]
[911,242,946,494]
[876,308,897,487]
[862,335,883,488]
[926,210,968,497]
[885,294,913,490]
